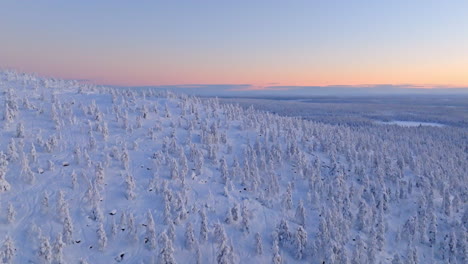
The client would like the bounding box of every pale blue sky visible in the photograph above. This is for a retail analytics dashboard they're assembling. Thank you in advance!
[1,0,467,88]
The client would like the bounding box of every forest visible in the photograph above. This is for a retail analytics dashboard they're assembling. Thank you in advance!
[0,70,466,263]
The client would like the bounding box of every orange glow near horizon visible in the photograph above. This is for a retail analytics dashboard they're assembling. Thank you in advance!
[2,35,468,89]
[4,58,468,89]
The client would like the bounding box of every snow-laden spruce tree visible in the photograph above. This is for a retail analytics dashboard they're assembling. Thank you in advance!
[159,231,177,264]
[7,203,16,224]
[1,235,15,264]
[38,235,52,263]
[170,158,179,180]
[282,182,293,210]
[199,209,208,243]
[145,210,157,250]
[167,220,176,241]
[62,211,74,244]
[195,149,204,176]
[125,172,136,200]
[216,237,234,264]
[121,147,130,170]
[231,204,239,222]
[73,146,81,165]
[97,222,107,251]
[175,193,187,223]
[213,222,227,244]
[295,200,306,226]
[277,219,291,247]
[56,190,67,219]
[272,239,282,264]
[127,212,138,242]
[443,189,452,217]
[53,233,65,263]
[7,138,19,162]
[163,195,172,225]
[225,207,234,224]
[356,200,369,232]
[94,162,105,186]
[295,226,307,260]
[179,152,188,182]
[0,152,11,192]
[240,204,250,234]
[111,217,118,239]
[16,122,25,138]
[255,232,263,255]
[3,100,14,124]
[91,199,104,223]
[185,222,196,250]
[119,211,127,232]
[71,170,78,189]
[21,155,35,184]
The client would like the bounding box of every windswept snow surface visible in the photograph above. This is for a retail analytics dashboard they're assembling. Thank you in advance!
[0,71,466,263]
[376,121,446,127]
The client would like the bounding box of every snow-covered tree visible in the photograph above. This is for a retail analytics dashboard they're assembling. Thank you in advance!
[443,190,451,217]
[199,209,208,243]
[71,170,78,189]
[167,220,176,241]
[170,158,179,180]
[16,122,25,138]
[125,172,136,200]
[255,232,263,255]
[7,203,15,224]
[213,222,227,244]
[282,183,293,210]
[145,210,157,250]
[295,226,307,260]
[41,191,50,214]
[73,146,81,164]
[163,197,172,225]
[428,212,437,247]
[38,235,52,263]
[52,233,65,263]
[62,213,74,244]
[21,156,35,184]
[225,207,234,224]
[30,143,37,163]
[216,238,234,264]
[7,139,19,161]
[295,200,306,226]
[119,211,127,232]
[111,217,118,238]
[240,204,250,234]
[356,200,369,232]
[277,219,291,246]
[94,162,105,186]
[1,235,15,264]
[97,222,107,251]
[0,152,11,192]
[185,222,196,250]
[272,239,282,264]
[159,232,177,264]
[391,253,402,264]
[231,204,239,222]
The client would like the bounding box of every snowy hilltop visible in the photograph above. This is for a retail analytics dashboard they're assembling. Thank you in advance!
[0,70,466,263]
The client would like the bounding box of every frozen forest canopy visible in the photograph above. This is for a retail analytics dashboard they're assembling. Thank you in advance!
[0,70,466,263]
[219,96,468,128]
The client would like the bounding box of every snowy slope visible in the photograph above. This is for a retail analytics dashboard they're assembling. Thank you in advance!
[0,71,466,263]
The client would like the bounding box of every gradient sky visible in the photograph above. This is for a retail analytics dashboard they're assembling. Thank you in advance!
[1,0,468,88]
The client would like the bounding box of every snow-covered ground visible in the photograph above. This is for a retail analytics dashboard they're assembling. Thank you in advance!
[0,71,466,263]
[376,120,446,127]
